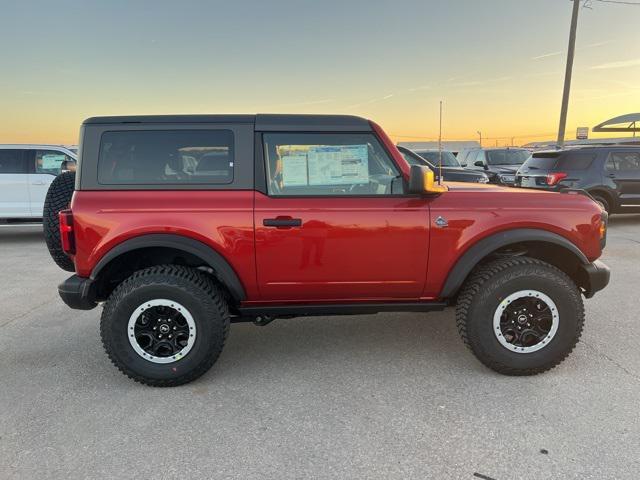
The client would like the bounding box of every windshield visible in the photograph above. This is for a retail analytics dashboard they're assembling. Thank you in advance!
[416,151,460,167]
[486,149,531,166]
[400,150,427,167]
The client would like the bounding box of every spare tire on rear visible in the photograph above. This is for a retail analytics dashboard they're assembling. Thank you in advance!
[43,171,76,272]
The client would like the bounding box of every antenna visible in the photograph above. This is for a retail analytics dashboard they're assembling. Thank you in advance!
[438,100,443,185]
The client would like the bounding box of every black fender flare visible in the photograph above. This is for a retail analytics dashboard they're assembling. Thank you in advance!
[440,228,589,298]
[91,234,246,301]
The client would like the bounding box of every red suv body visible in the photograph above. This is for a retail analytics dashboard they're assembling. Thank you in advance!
[51,114,609,386]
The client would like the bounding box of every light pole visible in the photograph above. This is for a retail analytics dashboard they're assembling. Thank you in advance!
[557,0,581,148]
[477,131,482,147]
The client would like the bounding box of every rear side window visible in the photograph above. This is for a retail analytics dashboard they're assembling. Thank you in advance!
[98,130,234,185]
[557,152,595,170]
[0,150,25,173]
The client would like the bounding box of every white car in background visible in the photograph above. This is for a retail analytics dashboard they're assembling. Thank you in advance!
[0,145,77,221]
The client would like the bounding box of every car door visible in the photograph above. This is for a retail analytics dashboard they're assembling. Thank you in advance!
[26,149,74,217]
[0,149,30,218]
[254,131,431,302]
[605,151,640,207]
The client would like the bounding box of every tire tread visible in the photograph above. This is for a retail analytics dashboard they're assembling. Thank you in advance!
[100,265,230,387]
[455,256,585,376]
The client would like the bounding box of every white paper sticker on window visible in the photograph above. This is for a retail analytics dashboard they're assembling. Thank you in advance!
[41,154,66,170]
[281,155,308,186]
[307,145,368,186]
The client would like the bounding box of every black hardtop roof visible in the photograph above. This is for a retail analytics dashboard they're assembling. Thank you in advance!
[82,114,372,131]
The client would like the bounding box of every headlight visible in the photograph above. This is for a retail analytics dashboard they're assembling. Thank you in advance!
[477,175,490,183]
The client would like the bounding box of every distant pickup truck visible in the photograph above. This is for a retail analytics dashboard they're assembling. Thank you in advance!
[44,114,609,386]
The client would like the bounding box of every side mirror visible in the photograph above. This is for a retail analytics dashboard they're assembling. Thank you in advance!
[474,160,485,168]
[408,165,448,194]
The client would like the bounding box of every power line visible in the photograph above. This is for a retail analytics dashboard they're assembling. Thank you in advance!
[593,0,640,5]
[390,132,557,141]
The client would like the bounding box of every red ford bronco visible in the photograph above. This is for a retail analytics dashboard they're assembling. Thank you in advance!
[45,114,610,386]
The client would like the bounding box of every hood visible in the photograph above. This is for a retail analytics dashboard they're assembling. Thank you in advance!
[443,181,553,194]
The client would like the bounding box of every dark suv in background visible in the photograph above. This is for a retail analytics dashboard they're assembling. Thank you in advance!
[458,148,531,185]
[397,146,489,183]
[515,146,640,214]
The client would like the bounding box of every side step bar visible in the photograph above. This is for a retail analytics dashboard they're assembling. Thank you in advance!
[235,302,448,323]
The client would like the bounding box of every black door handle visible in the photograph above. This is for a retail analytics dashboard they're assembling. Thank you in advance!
[263,217,302,228]
[608,173,617,178]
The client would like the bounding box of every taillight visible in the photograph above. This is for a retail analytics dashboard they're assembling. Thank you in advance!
[59,209,76,255]
[546,172,567,186]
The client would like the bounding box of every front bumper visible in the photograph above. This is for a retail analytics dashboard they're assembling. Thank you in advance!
[58,275,97,310]
[579,260,610,299]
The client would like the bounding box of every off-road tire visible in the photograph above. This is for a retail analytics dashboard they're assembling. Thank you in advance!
[456,256,584,375]
[100,265,230,387]
[43,171,76,271]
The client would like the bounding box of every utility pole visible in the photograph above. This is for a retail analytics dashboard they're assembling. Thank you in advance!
[477,131,482,147]
[438,101,443,185]
[557,0,581,148]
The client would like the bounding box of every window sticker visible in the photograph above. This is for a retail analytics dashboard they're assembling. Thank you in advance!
[307,145,368,186]
[281,154,308,186]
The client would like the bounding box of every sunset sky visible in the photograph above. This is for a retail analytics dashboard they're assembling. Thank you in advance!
[1,0,639,146]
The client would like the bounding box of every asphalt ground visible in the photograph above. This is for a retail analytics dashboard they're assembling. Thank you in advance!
[1,216,639,479]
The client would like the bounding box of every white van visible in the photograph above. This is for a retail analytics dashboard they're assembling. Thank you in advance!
[0,145,77,220]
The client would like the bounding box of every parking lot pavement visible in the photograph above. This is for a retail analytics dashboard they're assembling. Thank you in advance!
[0,219,639,480]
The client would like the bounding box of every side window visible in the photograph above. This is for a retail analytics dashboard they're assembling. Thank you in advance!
[34,150,73,175]
[263,132,405,196]
[607,152,640,172]
[98,130,234,185]
[557,153,595,170]
[0,150,25,173]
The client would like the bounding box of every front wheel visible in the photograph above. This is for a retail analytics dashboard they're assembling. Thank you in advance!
[456,256,584,375]
[100,265,230,387]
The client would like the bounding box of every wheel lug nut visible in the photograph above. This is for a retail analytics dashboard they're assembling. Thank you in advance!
[173,326,177,330]
[158,334,162,339]
[168,334,172,339]
[153,327,157,330]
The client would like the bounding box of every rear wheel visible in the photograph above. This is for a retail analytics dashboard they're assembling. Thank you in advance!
[43,171,75,271]
[100,265,230,387]
[456,256,584,375]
